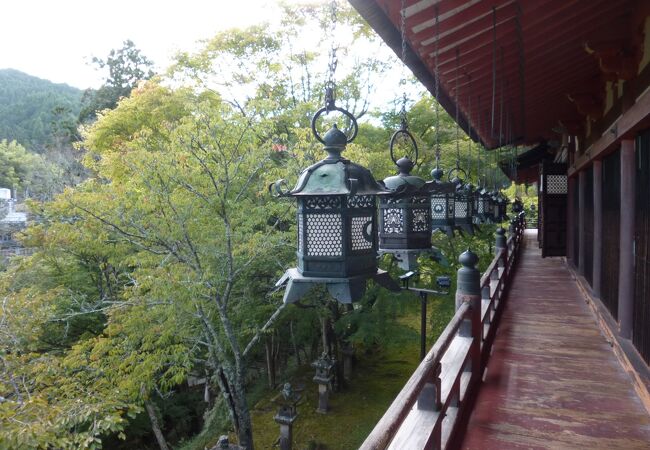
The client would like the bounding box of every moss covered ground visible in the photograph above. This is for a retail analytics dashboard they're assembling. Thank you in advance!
[249,293,455,449]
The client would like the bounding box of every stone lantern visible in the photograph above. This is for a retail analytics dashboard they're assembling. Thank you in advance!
[312,352,336,414]
[273,383,301,450]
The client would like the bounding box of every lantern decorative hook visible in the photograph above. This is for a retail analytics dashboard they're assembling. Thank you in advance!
[311,103,359,146]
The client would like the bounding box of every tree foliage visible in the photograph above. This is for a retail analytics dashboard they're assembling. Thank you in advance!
[79,40,155,124]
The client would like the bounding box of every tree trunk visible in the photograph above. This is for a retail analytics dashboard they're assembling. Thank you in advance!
[289,321,301,365]
[320,317,330,355]
[265,335,276,389]
[225,366,255,450]
[144,400,170,450]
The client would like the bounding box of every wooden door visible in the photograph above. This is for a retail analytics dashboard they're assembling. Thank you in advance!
[540,162,567,257]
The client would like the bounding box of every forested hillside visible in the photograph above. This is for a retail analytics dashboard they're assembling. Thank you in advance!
[0,69,82,152]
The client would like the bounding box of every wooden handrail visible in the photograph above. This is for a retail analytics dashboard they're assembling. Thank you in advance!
[480,248,505,288]
[360,218,526,449]
[360,302,471,450]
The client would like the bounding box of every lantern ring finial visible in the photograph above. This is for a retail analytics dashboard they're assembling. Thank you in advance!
[447,166,467,183]
[311,106,359,145]
[269,179,291,197]
[389,128,419,166]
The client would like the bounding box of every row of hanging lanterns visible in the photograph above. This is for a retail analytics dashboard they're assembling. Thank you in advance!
[272,0,510,304]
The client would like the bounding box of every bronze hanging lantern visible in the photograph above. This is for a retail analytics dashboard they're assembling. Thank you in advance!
[497,192,509,222]
[272,104,399,304]
[448,168,475,235]
[378,126,436,270]
[430,167,457,237]
[481,188,495,223]
[473,184,488,224]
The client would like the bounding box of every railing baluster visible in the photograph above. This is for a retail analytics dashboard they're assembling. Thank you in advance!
[360,223,527,450]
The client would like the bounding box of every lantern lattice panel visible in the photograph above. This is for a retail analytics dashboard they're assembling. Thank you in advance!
[431,196,448,219]
[351,216,373,251]
[412,209,429,231]
[348,195,375,208]
[382,208,404,234]
[306,214,343,256]
[305,196,341,209]
[454,198,469,218]
[546,175,567,194]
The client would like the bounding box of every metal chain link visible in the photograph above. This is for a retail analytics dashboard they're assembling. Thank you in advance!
[455,47,460,170]
[467,73,472,180]
[325,0,338,111]
[434,6,441,167]
[491,6,497,138]
[400,92,408,130]
[399,0,408,130]
[477,95,482,185]
[400,0,407,65]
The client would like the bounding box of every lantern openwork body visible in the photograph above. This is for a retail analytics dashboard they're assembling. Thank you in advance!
[430,167,457,236]
[272,107,399,304]
[473,185,488,224]
[451,173,475,235]
[379,152,433,269]
[497,192,509,222]
[292,126,382,278]
[482,189,496,223]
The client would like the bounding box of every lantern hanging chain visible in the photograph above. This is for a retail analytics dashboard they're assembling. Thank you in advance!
[433,6,441,167]
[491,6,497,138]
[399,0,408,130]
[466,73,472,180]
[497,48,505,190]
[477,95,482,186]
[455,47,460,171]
[515,2,525,139]
[499,49,504,149]
[325,0,339,111]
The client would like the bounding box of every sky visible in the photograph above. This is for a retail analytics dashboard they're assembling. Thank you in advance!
[0,0,326,89]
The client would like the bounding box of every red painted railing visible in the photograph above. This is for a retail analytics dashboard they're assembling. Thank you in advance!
[360,214,526,450]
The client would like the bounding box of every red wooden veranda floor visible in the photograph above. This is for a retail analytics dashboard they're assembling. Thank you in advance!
[461,230,650,450]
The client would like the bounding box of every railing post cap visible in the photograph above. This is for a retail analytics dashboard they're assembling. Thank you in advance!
[459,249,479,268]
[457,249,480,297]
[496,227,506,236]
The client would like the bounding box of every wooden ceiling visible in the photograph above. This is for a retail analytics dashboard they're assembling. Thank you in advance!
[350,0,647,149]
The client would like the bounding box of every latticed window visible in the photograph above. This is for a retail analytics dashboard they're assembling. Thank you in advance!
[306,214,343,256]
[546,175,568,194]
[350,216,373,251]
[382,208,404,234]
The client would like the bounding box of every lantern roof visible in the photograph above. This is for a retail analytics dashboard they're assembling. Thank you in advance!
[289,125,387,196]
[383,156,426,192]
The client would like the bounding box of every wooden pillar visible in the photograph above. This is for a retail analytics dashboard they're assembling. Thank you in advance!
[578,170,586,275]
[567,176,576,263]
[618,139,636,339]
[592,160,603,297]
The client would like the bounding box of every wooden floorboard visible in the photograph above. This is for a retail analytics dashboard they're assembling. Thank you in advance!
[461,231,650,450]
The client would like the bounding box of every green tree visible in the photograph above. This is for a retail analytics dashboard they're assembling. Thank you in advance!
[0,139,63,200]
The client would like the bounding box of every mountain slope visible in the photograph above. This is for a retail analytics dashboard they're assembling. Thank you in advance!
[0,69,82,152]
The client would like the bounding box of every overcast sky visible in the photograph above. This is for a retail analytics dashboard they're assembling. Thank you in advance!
[0,0,324,89]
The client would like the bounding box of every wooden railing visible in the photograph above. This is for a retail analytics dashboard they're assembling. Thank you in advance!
[360,214,526,450]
